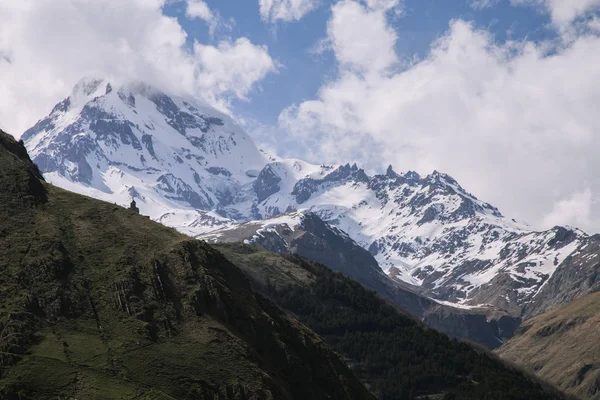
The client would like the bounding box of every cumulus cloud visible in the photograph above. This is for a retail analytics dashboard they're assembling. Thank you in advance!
[279,0,600,232]
[512,0,600,27]
[186,0,216,34]
[0,0,277,134]
[186,0,212,21]
[326,0,398,74]
[194,38,279,103]
[259,0,320,23]
[542,189,593,230]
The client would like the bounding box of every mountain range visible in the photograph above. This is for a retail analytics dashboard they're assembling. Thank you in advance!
[22,77,600,349]
[0,127,572,399]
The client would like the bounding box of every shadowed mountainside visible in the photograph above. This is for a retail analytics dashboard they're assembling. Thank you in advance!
[216,242,571,400]
[0,129,374,400]
[202,212,520,349]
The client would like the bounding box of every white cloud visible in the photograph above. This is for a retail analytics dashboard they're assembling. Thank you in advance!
[470,0,500,10]
[543,189,593,230]
[0,0,277,135]
[279,0,600,232]
[259,0,320,23]
[512,0,600,27]
[363,0,400,11]
[589,15,600,31]
[194,38,279,104]
[326,0,398,74]
[185,0,231,36]
[186,0,212,21]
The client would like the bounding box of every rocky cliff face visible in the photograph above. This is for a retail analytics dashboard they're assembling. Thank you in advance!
[522,235,600,319]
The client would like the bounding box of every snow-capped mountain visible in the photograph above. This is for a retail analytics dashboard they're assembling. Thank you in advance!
[23,77,591,320]
[201,164,586,316]
[23,77,267,234]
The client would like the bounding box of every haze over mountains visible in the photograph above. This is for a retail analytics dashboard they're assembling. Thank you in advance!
[22,77,600,348]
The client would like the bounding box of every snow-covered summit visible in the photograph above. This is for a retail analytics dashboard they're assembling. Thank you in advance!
[23,77,267,228]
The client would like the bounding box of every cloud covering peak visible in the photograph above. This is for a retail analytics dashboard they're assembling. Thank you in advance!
[0,0,277,134]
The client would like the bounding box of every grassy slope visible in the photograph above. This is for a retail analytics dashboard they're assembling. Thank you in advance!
[217,243,572,400]
[0,130,375,400]
[498,290,600,399]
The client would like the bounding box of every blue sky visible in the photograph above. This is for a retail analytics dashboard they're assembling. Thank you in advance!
[164,0,555,126]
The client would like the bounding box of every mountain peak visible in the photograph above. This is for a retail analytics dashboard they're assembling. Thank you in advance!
[72,76,106,96]
[385,164,398,178]
[424,170,459,187]
[69,76,109,109]
[403,170,421,182]
[23,76,267,219]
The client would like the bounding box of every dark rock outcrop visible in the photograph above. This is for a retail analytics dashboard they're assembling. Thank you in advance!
[523,236,600,319]
[253,165,281,203]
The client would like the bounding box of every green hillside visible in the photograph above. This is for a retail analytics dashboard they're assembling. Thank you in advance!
[0,130,375,400]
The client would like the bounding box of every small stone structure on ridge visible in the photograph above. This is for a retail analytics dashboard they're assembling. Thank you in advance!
[129,199,140,214]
